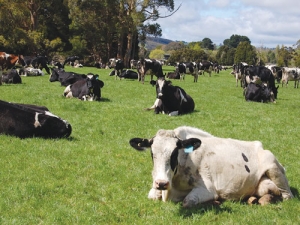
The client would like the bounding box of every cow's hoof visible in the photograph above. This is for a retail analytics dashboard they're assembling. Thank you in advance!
[247,196,258,205]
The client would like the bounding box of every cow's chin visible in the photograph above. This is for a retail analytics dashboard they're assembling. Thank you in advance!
[148,188,170,202]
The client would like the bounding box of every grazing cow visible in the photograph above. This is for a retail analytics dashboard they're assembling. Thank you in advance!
[281,67,299,88]
[129,126,293,207]
[165,70,180,80]
[49,68,87,86]
[0,52,26,70]
[177,62,199,82]
[244,83,275,103]
[30,56,50,74]
[198,61,213,77]
[245,66,279,99]
[1,69,22,84]
[137,58,164,84]
[63,56,80,66]
[146,77,195,116]
[130,59,138,69]
[0,100,72,138]
[63,74,104,101]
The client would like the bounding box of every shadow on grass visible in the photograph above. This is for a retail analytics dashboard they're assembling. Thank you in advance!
[291,186,299,199]
[178,201,232,218]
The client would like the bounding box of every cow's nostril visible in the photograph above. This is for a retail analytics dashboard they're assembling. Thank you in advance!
[156,181,169,190]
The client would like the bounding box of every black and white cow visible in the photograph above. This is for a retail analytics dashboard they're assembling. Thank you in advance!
[49,68,87,86]
[245,66,279,99]
[232,62,249,87]
[137,58,164,84]
[198,61,213,77]
[109,58,125,80]
[177,62,199,82]
[63,56,80,67]
[244,83,275,103]
[266,65,282,83]
[130,59,138,69]
[1,69,22,84]
[119,69,138,79]
[63,74,104,101]
[0,100,72,138]
[281,67,299,88]
[146,77,195,116]
[165,70,180,80]
[129,126,293,207]
[31,55,50,74]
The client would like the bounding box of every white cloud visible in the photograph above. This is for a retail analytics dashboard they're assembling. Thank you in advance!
[156,0,300,47]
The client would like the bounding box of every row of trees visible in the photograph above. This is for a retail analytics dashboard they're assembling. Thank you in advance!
[1,0,299,67]
[0,0,177,67]
[150,34,300,67]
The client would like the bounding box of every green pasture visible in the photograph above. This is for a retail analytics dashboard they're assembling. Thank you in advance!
[0,66,299,224]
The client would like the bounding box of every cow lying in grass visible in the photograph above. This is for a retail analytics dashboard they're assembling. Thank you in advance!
[129,126,293,207]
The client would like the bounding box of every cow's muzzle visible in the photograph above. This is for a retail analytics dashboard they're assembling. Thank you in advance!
[155,180,169,190]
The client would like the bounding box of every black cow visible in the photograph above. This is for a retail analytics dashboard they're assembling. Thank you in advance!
[137,58,164,84]
[49,68,87,86]
[198,61,213,77]
[146,77,195,116]
[63,74,104,101]
[63,56,80,66]
[1,69,22,84]
[177,62,199,82]
[245,66,279,99]
[244,83,275,103]
[31,56,50,74]
[0,100,72,138]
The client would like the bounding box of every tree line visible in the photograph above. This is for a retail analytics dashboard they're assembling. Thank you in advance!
[1,0,299,68]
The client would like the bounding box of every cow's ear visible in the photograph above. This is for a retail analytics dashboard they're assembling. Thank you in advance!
[166,80,172,85]
[129,138,152,151]
[177,138,201,153]
[150,80,156,86]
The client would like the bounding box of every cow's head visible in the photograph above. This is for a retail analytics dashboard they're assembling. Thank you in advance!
[129,129,201,201]
[49,68,60,82]
[86,74,104,101]
[150,77,172,99]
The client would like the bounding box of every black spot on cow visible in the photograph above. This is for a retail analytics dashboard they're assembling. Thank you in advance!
[242,153,248,162]
[245,165,250,173]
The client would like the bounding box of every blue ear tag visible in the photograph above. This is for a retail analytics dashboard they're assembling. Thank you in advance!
[184,145,193,153]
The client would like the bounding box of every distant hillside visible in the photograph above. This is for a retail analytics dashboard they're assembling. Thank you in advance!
[145,36,173,50]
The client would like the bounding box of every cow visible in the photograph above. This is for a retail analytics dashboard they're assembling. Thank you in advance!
[165,70,180,80]
[109,58,125,80]
[0,52,26,70]
[137,58,164,84]
[281,67,300,88]
[0,99,72,138]
[198,61,213,77]
[1,69,22,84]
[245,66,279,99]
[49,68,87,86]
[266,65,282,83]
[63,74,104,101]
[30,55,50,74]
[20,67,44,76]
[119,69,138,79]
[63,56,80,66]
[232,62,249,87]
[177,62,199,82]
[146,77,195,116]
[129,126,294,207]
[130,59,138,69]
[244,83,275,103]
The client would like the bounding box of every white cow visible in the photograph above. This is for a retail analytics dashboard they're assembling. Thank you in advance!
[129,126,293,208]
[281,67,300,88]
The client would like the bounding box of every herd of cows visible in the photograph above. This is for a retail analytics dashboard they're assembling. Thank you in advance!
[0,52,296,207]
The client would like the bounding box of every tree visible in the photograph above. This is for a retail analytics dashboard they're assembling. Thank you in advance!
[216,45,235,65]
[201,38,214,50]
[149,48,165,59]
[234,41,257,65]
[168,48,208,65]
[223,34,251,48]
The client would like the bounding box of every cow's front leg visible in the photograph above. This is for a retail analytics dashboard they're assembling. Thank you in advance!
[183,186,217,208]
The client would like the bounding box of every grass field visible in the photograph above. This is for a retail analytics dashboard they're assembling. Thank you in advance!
[0,66,299,224]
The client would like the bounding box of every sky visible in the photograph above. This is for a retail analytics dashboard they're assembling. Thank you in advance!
[156,0,300,48]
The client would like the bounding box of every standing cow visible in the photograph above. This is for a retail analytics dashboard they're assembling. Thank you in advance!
[177,62,199,82]
[137,59,164,84]
[129,126,293,207]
